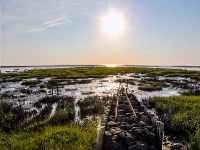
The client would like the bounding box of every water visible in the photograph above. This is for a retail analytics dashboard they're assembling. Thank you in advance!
[1,66,199,121]
[0,74,181,107]
[0,65,101,73]
[1,65,200,73]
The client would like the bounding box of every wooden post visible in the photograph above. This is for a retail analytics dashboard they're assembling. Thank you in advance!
[97,126,105,150]
[158,122,164,150]
[126,79,128,89]
[115,92,119,118]
[125,89,136,117]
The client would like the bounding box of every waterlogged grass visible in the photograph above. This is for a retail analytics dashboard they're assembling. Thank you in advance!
[149,96,200,148]
[138,82,165,91]
[0,123,97,150]
[181,90,200,96]
[190,129,200,150]
[78,96,110,119]
[115,79,135,85]
[21,79,41,85]
[0,96,97,149]
[1,67,200,82]
[138,85,162,91]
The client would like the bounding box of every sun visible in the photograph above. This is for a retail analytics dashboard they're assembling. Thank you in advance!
[103,12,124,36]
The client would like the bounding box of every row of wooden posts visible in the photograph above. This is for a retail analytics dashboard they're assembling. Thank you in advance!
[140,103,164,150]
[97,80,164,150]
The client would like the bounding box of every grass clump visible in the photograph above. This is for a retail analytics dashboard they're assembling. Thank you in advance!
[78,96,110,119]
[0,96,97,149]
[138,82,163,91]
[21,79,41,85]
[0,102,28,133]
[149,96,200,149]
[0,123,97,150]
[181,90,200,96]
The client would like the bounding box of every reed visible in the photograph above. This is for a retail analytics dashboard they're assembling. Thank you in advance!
[149,96,200,148]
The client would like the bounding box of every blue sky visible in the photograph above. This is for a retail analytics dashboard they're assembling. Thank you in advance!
[1,0,200,66]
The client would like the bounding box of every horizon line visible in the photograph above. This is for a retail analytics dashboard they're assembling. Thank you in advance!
[1,64,200,68]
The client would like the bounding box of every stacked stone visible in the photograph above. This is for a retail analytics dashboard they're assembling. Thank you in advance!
[104,93,158,150]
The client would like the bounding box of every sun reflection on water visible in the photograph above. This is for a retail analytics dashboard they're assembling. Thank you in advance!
[104,64,121,67]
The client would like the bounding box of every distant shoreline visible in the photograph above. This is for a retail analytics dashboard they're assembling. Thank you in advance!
[1,65,200,68]
[0,65,102,68]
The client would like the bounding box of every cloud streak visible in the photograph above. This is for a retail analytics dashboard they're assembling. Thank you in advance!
[21,17,70,34]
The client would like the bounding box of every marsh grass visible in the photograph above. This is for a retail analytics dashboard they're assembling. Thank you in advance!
[0,123,97,150]
[181,90,200,96]
[149,96,200,148]
[0,95,97,150]
[77,96,108,119]
[138,82,165,91]
[2,67,200,83]
[21,80,41,85]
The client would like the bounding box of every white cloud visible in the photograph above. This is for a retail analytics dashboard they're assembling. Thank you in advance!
[21,17,70,34]
[1,0,107,37]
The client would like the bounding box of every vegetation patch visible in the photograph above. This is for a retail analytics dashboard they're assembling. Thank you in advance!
[138,84,162,91]
[78,96,110,119]
[0,123,97,150]
[21,80,41,85]
[115,79,135,85]
[181,90,200,96]
[0,102,29,133]
[149,96,200,148]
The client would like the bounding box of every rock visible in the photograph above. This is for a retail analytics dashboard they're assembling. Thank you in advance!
[146,132,156,146]
[110,127,121,135]
[112,135,119,142]
[134,129,144,137]
[151,128,156,134]
[135,143,148,150]
[120,125,127,130]
[143,128,149,135]
[107,121,117,127]
[125,136,132,147]
[119,132,125,140]
[139,134,147,141]
[145,126,153,131]
[121,121,127,125]
[141,116,151,124]
[110,128,116,135]
[117,117,122,122]
[104,131,112,141]
[128,145,135,150]
[124,118,131,124]
[131,127,140,133]
[138,112,145,117]
[105,140,122,150]
[117,122,121,126]
[139,121,148,127]
[115,127,122,134]
[129,116,137,124]
[126,113,132,116]
[148,146,156,150]
[134,141,149,145]
[170,143,183,150]
[118,109,124,114]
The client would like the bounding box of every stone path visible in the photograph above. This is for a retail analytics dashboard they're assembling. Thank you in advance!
[104,90,159,150]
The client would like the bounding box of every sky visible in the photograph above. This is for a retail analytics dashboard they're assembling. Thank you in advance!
[1,0,200,66]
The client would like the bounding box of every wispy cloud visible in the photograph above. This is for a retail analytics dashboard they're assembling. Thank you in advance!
[21,17,70,34]
[1,0,107,37]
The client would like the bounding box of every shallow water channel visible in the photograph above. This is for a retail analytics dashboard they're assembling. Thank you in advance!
[0,73,185,120]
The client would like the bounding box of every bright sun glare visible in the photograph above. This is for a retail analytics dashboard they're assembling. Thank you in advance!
[103,12,124,36]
